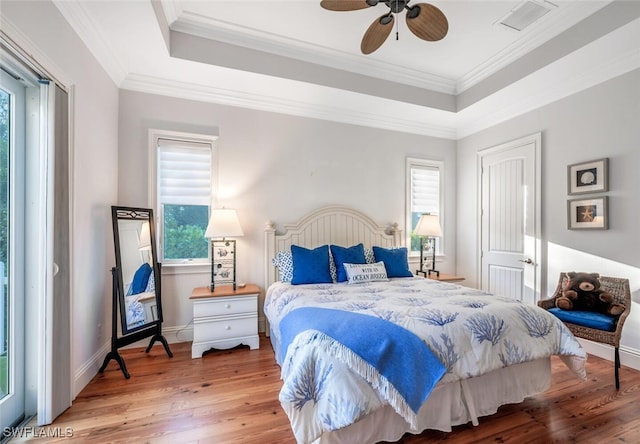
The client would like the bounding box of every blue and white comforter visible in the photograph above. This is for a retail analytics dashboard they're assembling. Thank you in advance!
[264,278,587,443]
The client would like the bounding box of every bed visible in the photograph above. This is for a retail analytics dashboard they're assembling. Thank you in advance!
[264,206,587,444]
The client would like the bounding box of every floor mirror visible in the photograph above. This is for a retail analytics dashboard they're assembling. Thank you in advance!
[99,206,173,379]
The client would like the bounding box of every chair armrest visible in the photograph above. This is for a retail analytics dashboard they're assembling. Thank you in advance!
[537,297,556,310]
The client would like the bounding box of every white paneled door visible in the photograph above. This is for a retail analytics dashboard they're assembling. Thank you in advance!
[480,134,541,304]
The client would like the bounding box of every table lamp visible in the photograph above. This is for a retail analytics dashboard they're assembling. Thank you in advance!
[414,213,442,277]
[205,208,244,290]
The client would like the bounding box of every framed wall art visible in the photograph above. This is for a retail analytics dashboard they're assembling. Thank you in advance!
[567,196,608,230]
[567,158,608,195]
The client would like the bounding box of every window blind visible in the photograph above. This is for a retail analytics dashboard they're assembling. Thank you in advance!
[411,165,440,214]
[157,138,211,206]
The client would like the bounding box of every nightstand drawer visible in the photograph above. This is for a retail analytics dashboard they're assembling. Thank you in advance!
[193,295,257,318]
[193,316,257,342]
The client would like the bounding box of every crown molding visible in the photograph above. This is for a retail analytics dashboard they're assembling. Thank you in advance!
[53,0,128,86]
[456,17,640,139]
[36,0,639,142]
[158,0,184,26]
[169,10,457,95]
[120,73,457,139]
[120,14,640,142]
[0,16,71,87]
[456,1,611,93]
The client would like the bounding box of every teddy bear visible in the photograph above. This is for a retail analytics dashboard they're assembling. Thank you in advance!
[555,271,625,316]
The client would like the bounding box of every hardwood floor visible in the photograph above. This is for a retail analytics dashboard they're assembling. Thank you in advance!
[12,335,640,443]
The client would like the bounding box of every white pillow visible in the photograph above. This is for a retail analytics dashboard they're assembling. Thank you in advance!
[343,261,388,284]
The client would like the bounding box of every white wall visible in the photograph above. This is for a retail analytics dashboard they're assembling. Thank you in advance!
[457,69,640,365]
[1,1,120,396]
[117,89,457,337]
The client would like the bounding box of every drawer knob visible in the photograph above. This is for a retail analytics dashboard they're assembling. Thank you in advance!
[225,304,231,309]
[225,325,231,330]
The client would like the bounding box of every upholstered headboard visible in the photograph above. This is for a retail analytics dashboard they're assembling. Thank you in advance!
[264,205,402,290]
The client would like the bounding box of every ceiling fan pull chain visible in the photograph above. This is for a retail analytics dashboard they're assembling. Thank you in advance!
[396,14,399,40]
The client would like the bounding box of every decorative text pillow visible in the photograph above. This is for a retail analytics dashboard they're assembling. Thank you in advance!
[344,261,388,284]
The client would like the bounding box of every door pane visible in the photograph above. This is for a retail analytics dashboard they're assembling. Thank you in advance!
[0,70,26,431]
[0,87,8,401]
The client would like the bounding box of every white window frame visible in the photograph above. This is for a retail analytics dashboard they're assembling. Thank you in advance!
[148,129,218,266]
[405,157,444,257]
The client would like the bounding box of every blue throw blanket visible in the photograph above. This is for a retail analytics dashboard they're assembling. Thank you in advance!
[279,307,446,414]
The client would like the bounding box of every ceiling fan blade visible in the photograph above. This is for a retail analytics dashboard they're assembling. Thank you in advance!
[405,3,448,42]
[320,0,371,11]
[361,14,394,54]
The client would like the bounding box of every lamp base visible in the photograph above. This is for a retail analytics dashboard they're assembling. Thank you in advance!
[427,269,440,277]
[210,239,237,292]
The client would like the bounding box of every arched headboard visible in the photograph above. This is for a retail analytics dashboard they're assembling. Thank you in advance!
[264,205,402,290]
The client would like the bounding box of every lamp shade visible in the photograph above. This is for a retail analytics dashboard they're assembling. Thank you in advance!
[414,213,442,237]
[138,221,151,251]
[205,208,244,239]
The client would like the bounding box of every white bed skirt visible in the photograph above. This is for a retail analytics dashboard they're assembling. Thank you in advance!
[313,357,551,444]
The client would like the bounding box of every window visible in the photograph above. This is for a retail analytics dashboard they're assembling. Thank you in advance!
[150,130,218,264]
[406,158,443,255]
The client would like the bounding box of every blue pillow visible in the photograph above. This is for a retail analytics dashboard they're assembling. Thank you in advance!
[330,243,366,282]
[130,262,152,294]
[372,246,413,278]
[291,245,333,285]
[548,308,616,332]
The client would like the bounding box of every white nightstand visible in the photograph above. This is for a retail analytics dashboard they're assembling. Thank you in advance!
[189,284,260,359]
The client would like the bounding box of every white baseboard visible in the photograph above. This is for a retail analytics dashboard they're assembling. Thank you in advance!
[578,339,640,371]
[73,340,110,399]
[73,324,194,399]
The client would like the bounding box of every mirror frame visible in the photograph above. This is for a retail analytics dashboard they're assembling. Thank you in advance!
[111,206,163,335]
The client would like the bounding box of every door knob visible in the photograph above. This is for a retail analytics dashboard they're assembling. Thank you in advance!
[519,258,534,265]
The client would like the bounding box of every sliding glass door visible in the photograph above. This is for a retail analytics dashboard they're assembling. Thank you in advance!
[0,69,26,431]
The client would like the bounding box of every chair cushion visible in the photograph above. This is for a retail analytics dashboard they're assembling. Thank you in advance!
[548,307,616,332]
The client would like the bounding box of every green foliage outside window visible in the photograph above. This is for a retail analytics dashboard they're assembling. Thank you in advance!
[163,204,209,260]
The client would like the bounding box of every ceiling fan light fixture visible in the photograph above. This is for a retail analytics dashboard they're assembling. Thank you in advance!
[406,5,420,20]
[380,14,394,25]
[387,0,409,14]
[321,0,448,54]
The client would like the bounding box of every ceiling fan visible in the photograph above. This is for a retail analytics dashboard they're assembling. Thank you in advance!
[320,0,448,54]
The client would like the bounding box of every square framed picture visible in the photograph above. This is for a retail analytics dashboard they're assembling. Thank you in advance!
[567,196,608,230]
[567,158,608,195]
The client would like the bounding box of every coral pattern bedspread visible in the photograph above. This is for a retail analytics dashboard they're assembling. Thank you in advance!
[264,277,587,444]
